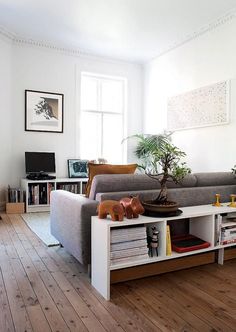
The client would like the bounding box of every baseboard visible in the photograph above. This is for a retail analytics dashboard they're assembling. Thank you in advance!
[111,251,216,284]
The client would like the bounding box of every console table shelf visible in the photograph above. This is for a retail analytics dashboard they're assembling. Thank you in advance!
[91,204,236,300]
[21,177,88,213]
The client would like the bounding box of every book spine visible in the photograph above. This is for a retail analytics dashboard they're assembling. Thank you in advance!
[110,254,149,265]
[110,246,148,259]
[220,238,236,245]
[215,214,222,246]
[111,239,147,251]
[166,225,172,256]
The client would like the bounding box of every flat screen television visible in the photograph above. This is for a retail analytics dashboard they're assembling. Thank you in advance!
[25,152,56,175]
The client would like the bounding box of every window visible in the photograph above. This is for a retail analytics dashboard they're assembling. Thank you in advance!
[80,73,126,164]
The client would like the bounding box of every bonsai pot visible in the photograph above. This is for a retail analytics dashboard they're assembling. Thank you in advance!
[142,200,179,214]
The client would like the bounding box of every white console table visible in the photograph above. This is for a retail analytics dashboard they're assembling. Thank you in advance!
[91,204,236,300]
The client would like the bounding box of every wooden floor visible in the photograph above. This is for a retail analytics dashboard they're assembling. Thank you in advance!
[1,214,236,332]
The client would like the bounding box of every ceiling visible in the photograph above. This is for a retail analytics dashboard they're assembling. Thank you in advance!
[0,0,236,63]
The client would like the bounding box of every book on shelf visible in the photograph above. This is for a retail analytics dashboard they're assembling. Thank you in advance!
[110,253,149,266]
[225,213,236,220]
[215,214,222,246]
[7,186,24,203]
[110,226,148,264]
[33,185,39,205]
[220,238,236,245]
[111,239,147,251]
[48,182,54,203]
[166,224,172,256]
[39,183,47,204]
[28,183,48,205]
[110,246,148,260]
[57,183,80,193]
[218,215,236,245]
[111,226,147,244]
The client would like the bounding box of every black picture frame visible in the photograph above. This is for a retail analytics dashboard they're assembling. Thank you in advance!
[25,89,64,133]
[68,159,88,178]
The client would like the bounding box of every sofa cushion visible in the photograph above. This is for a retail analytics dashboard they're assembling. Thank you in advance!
[195,172,236,186]
[86,163,137,197]
[89,173,197,200]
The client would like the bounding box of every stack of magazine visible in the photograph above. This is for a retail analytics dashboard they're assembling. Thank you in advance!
[215,213,236,245]
[220,214,236,245]
[110,226,148,266]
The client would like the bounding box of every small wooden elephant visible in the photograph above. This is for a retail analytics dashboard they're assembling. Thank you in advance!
[98,200,124,221]
[120,196,145,219]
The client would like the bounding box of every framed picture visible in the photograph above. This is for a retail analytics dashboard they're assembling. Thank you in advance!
[68,159,88,178]
[25,90,64,133]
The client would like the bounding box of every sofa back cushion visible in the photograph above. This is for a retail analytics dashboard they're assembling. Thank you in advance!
[89,173,197,200]
[96,185,236,207]
[86,163,137,197]
[195,172,236,186]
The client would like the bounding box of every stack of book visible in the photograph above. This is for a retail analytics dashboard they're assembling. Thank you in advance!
[56,183,80,193]
[7,186,24,203]
[220,220,236,245]
[110,226,148,266]
[28,183,48,205]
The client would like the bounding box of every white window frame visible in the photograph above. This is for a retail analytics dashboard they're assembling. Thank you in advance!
[80,72,127,163]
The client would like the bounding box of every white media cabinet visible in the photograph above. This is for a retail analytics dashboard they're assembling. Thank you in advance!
[91,204,236,300]
[21,177,88,213]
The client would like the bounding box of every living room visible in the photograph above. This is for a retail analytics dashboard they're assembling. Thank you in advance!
[1,1,236,331]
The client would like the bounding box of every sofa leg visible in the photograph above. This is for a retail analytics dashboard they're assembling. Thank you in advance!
[87,264,91,277]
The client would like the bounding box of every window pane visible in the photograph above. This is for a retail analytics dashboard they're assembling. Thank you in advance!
[80,112,101,160]
[101,80,123,113]
[103,114,123,163]
[81,76,98,111]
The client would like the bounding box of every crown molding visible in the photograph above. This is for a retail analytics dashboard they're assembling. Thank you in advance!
[150,8,236,62]
[0,25,15,42]
[13,37,82,57]
[1,8,236,64]
[13,37,141,66]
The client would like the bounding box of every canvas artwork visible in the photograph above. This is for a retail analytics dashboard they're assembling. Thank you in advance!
[25,90,64,133]
[68,159,88,178]
[167,81,229,131]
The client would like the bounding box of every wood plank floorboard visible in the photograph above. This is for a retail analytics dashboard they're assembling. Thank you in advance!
[0,213,236,332]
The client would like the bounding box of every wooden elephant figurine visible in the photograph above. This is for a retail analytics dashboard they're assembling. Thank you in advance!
[98,200,124,221]
[120,196,145,219]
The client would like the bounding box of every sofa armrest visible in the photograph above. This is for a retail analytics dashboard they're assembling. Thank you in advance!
[50,190,98,265]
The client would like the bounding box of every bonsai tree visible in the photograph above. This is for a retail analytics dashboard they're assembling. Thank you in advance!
[131,133,191,205]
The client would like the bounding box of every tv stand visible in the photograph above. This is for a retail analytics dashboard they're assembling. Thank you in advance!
[21,177,88,212]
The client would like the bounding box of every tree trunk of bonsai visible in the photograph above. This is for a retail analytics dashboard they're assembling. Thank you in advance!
[154,184,168,204]
[154,171,169,204]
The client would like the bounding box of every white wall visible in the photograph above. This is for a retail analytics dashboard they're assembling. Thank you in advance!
[0,37,12,208]
[144,18,236,172]
[11,44,143,185]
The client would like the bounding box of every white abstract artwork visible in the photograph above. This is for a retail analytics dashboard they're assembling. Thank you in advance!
[167,81,229,131]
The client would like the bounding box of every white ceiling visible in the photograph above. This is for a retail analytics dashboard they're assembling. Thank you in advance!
[0,0,236,63]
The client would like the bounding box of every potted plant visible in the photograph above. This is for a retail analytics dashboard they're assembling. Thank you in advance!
[130,133,191,214]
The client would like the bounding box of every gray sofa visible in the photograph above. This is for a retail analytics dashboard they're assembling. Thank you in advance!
[50,172,236,266]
